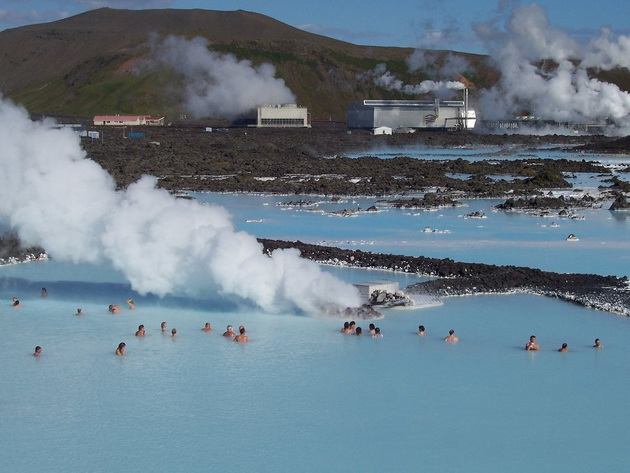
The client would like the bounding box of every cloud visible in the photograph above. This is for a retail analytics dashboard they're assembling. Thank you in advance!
[0,96,362,315]
[145,35,296,120]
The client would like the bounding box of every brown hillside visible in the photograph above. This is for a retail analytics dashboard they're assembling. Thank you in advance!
[0,8,491,121]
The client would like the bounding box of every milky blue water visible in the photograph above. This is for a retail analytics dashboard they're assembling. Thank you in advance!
[2,147,630,473]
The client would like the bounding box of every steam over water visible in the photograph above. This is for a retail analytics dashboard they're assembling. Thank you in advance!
[0,97,361,315]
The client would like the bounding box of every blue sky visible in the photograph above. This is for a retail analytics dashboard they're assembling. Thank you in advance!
[0,0,629,54]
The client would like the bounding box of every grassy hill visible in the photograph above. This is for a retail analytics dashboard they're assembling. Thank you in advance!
[0,8,494,122]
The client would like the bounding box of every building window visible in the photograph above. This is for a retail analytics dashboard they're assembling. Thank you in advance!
[260,118,305,127]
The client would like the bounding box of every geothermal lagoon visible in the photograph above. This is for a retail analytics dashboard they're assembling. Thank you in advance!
[2,146,630,472]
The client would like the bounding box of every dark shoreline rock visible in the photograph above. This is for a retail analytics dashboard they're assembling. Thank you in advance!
[495,194,605,211]
[259,238,630,317]
[0,234,46,266]
[82,127,626,197]
[2,232,628,317]
[609,194,630,210]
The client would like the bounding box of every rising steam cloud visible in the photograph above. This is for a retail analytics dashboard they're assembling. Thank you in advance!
[475,3,630,134]
[147,35,296,119]
[369,63,465,98]
[0,97,361,315]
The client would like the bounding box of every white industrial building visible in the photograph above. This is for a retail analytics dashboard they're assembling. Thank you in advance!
[257,104,309,128]
[347,95,476,131]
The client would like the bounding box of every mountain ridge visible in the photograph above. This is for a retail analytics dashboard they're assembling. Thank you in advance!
[0,8,491,121]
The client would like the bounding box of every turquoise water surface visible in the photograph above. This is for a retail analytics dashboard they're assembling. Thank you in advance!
[2,147,630,473]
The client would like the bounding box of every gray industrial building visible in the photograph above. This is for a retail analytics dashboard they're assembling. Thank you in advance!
[346,97,476,131]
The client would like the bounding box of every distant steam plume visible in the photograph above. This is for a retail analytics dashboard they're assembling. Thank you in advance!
[0,96,361,315]
[146,35,295,120]
[364,63,466,99]
[474,3,630,134]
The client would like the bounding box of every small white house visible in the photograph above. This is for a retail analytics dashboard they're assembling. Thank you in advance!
[257,104,309,128]
[373,126,393,135]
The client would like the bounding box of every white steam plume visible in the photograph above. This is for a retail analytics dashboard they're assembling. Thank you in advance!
[367,63,465,98]
[474,3,630,134]
[0,96,361,315]
[407,50,471,78]
[146,35,296,120]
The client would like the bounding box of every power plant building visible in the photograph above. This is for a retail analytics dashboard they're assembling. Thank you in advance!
[257,104,309,128]
[346,99,476,131]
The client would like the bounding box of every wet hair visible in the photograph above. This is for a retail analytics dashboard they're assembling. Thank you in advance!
[561,343,568,349]
[375,327,381,334]
[239,327,246,335]
[355,327,362,335]
[138,325,144,330]
[172,328,177,334]
[118,342,126,349]
[419,325,425,332]
[449,329,455,335]
[161,321,166,327]
[369,323,375,330]
[35,346,41,352]
[343,322,349,329]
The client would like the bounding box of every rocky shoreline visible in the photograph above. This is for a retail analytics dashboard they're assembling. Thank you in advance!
[259,239,630,317]
[0,234,46,266]
[82,127,629,197]
[2,232,629,317]
[3,128,629,316]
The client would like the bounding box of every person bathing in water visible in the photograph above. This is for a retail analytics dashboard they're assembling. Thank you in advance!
[201,323,212,332]
[108,304,121,314]
[525,335,540,351]
[444,329,459,342]
[234,326,249,342]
